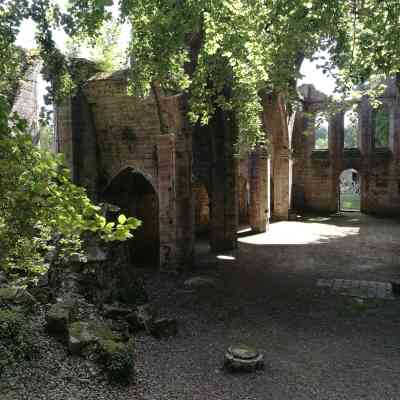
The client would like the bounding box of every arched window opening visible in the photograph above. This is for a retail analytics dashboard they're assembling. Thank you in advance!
[344,110,359,149]
[339,169,360,211]
[314,112,329,150]
[103,169,160,267]
[374,106,390,148]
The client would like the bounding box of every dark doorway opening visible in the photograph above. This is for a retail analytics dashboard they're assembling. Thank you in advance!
[103,169,160,267]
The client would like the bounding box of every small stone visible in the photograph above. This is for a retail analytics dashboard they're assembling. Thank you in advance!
[103,304,134,319]
[149,318,178,339]
[183,276,217,289]
[224,344,264,372]
[0,270,8,286]
[136,304,157,333]
[126,311,142,333]
[391,280,400,296]
[68,322,96,355]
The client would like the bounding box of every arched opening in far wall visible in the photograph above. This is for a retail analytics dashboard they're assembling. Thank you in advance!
[339,169,361,212]
[102,168,160,267]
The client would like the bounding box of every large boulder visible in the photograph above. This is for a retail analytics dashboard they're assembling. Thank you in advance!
[68,321,123,356]
[149,318,178,339]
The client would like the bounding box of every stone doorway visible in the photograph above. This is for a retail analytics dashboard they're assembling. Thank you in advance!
[103,169,160,267]
[339,168,361,212]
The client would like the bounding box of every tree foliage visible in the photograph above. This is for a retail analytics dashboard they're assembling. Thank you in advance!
[0,104,141,276]
[1,0,400,274]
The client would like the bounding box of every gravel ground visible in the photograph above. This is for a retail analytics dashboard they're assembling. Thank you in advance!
[3,213,400,400]
[135,213,400,400]
[1,306,142,400]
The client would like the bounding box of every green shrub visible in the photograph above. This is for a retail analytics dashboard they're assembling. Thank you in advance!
[0,308,35,375]
[98,339,135,385]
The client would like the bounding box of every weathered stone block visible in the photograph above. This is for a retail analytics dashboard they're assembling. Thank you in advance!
[46,302,76,336]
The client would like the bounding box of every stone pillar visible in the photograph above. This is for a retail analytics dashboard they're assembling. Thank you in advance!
[273,148,292,220]
[359,97,373,155]
[12,60,41,143]
[56,98,75,175]
[71,92,99,200]
[174,96,195,269]
[249,148,269,232]
[328,112,343,211]
[262,94,292,221]
[157,134,178,269]
[210,110,238,252]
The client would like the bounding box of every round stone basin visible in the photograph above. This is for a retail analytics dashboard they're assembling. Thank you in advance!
[227,345,259,360]
[224,344,264,372]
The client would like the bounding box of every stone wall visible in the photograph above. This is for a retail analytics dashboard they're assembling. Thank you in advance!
[56,70,194,269]
[292,82,400,215]
[56,63,271,270]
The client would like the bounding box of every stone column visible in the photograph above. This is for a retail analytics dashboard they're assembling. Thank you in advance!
[249,148,269,232]
[391,99,400,159]
[359,97,373,155]
[56,98,75,176]
[262,94,292,221]
[328,112,341,211]
[174,96,195,269]
[210,110,238,252]
[273,148,292,220]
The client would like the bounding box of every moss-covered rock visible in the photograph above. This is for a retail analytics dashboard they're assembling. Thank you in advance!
[46,302,76,336]
[0,287,36,308]
[67,320,135,384]
[68,321,122,355]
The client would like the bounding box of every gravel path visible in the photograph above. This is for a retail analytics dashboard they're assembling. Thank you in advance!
[135,213,400,400]
[1,307,142,400]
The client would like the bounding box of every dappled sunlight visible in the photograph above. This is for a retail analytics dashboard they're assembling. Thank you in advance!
[216,254,236,261]
[238,221,360,246]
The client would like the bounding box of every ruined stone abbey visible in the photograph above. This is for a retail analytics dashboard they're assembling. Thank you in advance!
[52,62,400,270]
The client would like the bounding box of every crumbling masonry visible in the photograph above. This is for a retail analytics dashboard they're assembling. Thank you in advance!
[55,64,400,269]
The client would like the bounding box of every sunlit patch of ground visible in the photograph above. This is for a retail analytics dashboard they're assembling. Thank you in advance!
[239,220,360,245]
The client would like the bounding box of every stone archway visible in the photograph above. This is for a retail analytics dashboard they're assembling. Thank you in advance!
[103,168,160,267]
[339,169,361,212]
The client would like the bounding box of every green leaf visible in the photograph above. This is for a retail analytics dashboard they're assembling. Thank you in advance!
[118,214,127,225]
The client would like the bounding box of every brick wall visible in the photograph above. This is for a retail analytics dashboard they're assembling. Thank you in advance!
[293,82,400,215]
[56,70,194,269]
